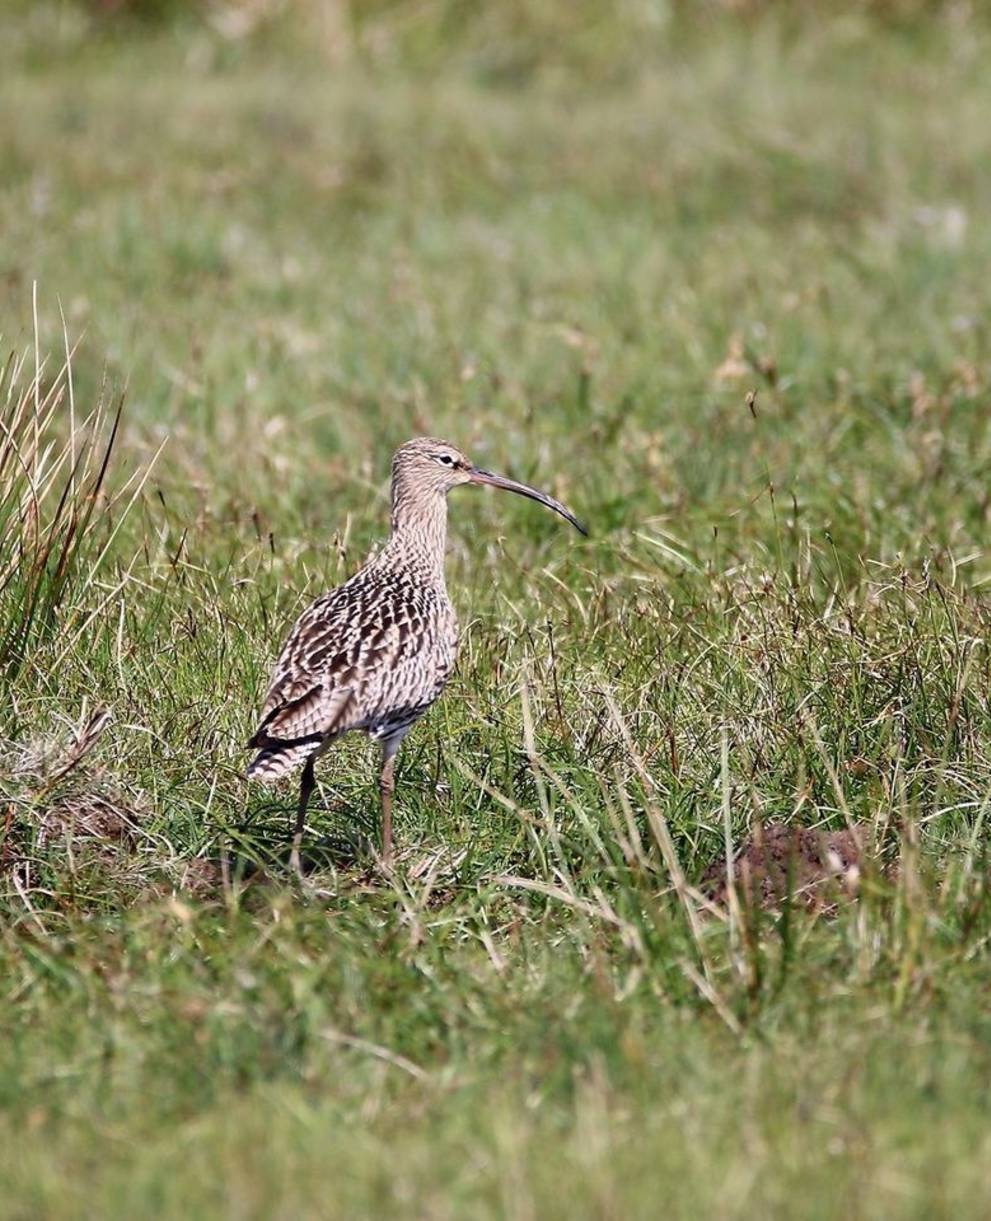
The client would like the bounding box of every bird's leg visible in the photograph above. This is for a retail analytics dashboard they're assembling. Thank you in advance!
[290,755,316,877]
[379,746,398,868]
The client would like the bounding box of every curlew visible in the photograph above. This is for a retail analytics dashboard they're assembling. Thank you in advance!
[247,437,585,870]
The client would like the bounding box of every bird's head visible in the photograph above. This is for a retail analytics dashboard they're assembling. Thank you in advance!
[391,437,586,535]
[392,437,475,496]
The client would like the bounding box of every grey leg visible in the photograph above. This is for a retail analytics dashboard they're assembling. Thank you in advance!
[290,755,316,877]
[380,746,398,867]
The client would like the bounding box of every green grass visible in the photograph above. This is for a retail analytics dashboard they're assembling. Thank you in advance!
[4,3,991,1216]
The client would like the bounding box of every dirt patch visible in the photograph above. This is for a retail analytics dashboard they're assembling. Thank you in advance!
[701,822,886,914]
[35,791,144,848]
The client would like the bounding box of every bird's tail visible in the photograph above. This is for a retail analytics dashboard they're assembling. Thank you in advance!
[246,742,316,783]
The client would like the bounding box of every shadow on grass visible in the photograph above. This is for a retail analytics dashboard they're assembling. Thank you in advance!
[220,796,381,882]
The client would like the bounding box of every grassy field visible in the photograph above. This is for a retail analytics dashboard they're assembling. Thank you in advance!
[4,2,991,1216]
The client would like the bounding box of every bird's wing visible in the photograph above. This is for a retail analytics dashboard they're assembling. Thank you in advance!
[249,587,369,747]
[250,574,434,746]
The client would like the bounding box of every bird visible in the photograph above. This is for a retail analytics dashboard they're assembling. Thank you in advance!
[247,437,586,871]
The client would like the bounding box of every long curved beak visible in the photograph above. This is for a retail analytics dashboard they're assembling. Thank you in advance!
[469,467,587,536]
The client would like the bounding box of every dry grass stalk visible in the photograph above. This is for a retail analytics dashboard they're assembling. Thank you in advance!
[0,302,163,675]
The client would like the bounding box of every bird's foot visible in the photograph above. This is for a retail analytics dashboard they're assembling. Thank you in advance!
[289,831,305,880]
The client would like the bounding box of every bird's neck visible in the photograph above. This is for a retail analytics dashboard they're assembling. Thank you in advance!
[386,485,449,585]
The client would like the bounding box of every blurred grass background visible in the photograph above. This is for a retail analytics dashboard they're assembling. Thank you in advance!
[3,1,991,1217]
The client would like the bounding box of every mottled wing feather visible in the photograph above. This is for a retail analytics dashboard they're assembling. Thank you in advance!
[250,589,367,746]
[247,560,458,780]
[263,685,354,744]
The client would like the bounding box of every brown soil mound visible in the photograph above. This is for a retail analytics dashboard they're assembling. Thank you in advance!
[36,791,143,847]
[701,822,879,913]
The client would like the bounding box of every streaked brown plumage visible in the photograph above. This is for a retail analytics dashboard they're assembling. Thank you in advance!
[248,437,585,869]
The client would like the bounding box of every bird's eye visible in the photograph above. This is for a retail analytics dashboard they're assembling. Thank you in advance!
[434,454,456,467]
